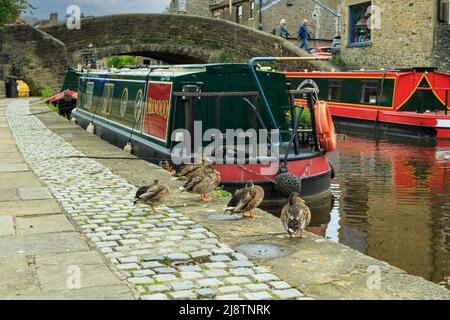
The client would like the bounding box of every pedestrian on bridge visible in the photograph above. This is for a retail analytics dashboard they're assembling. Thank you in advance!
[297,19,310,52]
[279,19,292,39]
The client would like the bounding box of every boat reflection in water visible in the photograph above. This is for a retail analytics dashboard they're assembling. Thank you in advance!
[266,133,450,284]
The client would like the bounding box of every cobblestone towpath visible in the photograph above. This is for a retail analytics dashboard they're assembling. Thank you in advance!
[3,99,307,300]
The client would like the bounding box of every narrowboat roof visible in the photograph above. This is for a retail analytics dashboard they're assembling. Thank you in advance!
[80,63,272,78]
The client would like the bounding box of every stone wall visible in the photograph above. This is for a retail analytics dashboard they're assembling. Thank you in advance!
[0,24,69,94]
[433,23,450,72]
[340,0,436,70]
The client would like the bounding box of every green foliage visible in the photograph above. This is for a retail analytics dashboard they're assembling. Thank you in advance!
[213,186,232,198]
[24,78,38,96]
[219,49,247,63]
[0,0,35,25]
[39,86,54,100]
[285,107,312,127]
[106,56,138,68]
[330,56,346,67]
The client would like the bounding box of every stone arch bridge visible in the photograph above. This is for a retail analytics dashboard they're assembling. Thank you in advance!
[1,14,338,92]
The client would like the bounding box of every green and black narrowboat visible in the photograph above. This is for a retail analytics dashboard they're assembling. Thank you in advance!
[72,61,335,201]
[285,68,450,139]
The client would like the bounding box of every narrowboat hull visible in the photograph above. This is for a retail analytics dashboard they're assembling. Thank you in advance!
[330,107,450,139]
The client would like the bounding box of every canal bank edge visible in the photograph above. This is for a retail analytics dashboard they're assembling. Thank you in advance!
[31,100,450,300]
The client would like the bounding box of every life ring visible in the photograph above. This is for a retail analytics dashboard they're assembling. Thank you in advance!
[314,101,337,153]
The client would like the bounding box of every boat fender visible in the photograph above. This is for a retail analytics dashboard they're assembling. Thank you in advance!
[86,122,95,134]
[123,142,133,154]
[274,173,302,198]
[314,101,337,153]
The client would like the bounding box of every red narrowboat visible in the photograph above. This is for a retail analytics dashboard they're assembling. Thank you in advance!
[285,67,450,139]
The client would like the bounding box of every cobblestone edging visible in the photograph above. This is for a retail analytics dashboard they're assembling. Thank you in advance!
[6,101,308,300]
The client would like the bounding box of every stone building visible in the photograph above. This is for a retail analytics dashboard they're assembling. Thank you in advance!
[36,12,60,28]
[339,0,450,71]
[210,0,340,42]
[168,0,212,17]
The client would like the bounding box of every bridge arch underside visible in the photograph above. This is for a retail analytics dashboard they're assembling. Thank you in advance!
[74,44,222,65]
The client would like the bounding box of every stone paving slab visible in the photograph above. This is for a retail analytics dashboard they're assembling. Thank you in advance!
[0,172,42,190]
[35,251,125,291]
[0,199,62,216]
[18,187,53,200]
[15,214,75,235]
[0,157,24,165]
[0,163,28,173]
[0,189,18,202]
[0,256,40,296]
[0,232,89,256]
[7,285,134,300]
[0,215,14,236]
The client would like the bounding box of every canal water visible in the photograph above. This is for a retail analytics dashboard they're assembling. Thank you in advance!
[264,133,450,284]
[321,133,450,284]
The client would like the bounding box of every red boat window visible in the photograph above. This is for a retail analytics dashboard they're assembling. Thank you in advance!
[328,80,343,101]
[360,80,379,105]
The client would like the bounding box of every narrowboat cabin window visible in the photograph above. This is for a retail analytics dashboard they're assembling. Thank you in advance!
[349,2,372,46]
[360,80,379,104]
[134,90,144,121]
[101,83,114,115]
[84,82,95,110]
[327,80,343,101]
[120,88,128,117]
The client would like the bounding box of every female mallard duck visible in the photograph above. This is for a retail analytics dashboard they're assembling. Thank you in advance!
[175,155,213,181]
[225,182,264,218]
[281,192,311,238]
[183,166,221,202]
[133,179,171,214]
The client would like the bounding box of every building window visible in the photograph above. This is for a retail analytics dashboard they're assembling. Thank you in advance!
[360,80,379,105]
[134,89,144,121]
[236,4,243,23]
[120,88,128,117]
[328,80,342,101]
[349,2,372,45]
[101,83,114,115]
[438,0,449,23]
[249,1,255,19]
[84,82,94,110]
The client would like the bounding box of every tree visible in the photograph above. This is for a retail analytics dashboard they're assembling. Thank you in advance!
[0,0,35,26]
[106,56,138,68]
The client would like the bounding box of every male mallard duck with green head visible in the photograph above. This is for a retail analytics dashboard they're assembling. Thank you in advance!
[225,182,264,218]
[281,192,311,238]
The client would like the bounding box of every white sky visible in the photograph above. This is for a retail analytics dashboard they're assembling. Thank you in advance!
[27,0,171,19]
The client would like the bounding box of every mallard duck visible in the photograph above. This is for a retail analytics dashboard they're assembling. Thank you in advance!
[225,182,264,218]
[175,155,213,181]
[183,166,221,202]
[133,179,171,214]
[281,192,311,238]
